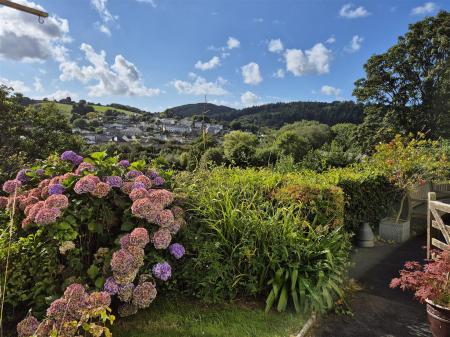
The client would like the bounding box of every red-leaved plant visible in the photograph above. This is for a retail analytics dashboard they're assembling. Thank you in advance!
[390,251,450,308]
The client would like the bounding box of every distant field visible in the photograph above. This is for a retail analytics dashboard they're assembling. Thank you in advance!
[45,102,140,117]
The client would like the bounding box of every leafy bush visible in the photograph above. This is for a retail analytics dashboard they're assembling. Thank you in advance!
[175,168,350,313]
[0,151,187,329]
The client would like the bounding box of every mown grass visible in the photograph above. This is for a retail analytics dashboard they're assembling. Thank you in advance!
[92,104,138,116]
[112,296,305,337]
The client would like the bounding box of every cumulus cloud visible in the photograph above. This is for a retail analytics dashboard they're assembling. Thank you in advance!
[195,56,221,71]
[59,43,160,97]
[136,0,157,7]
[172,73,227,95]
[227,37,240,49]
[90,0,118,35]
[339,4,370,18]
[268,39,284,53]
[40,89,79,101]
[0,77,30,93]
[273,69,285,78]
[285,43,332,76]
[326,36,336,44]
[253,18,264,23]
[0,0,70,62]
[345,35,363,53]
[241,62,263,85]
[33,77,44,92]
[411,2,438,15]
[241,91,260,107]
[321,85,341,97]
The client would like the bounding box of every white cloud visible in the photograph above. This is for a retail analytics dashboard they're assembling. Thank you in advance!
[0,77,30,93]
[59,43,160,97]
[345,35,363,53]
[41,89,79,101]
[411,2,438,15]
[268,39,284,53]
[33,77,44,92]
[326,35,336,44]
[321,85,341,97]
[339,4,370,18]
[273,69,285,78]
[241,91,260,107]
[241,62,263,85]
[195,56,221,71]
[285,43,332,76]
[253,18,264,23]
[136,0,157,7]
[90,0,118,35]
[172,73,227,96]
[0,0,70,62]
[227,37,240,49]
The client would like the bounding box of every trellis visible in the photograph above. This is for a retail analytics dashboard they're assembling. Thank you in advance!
[427,192,450,259]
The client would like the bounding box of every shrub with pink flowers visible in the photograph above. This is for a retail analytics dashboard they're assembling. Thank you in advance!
[0,150,187,329]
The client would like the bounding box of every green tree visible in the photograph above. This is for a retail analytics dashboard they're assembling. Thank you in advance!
[354,11,450,149]
[223,130,258,166]
[275,131,310,162]
[0,86,84,180]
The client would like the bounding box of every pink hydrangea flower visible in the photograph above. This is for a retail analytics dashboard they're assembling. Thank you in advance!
[154,209,175,227]
[27,188,42,199]
[0,196,9,210]
[38,179,50,188]
[35,207,61,225]
[40,186,49,199]
[21,217,34,230]
[91,182,111,198]
[129,188,149,202]
[73,175,99,194]
[132,282,157,309]
[111,249,136,275]
[27,201,45,220]
[147,189,174,208]
[129,227,150,249]
[121,181,134,195]
[152,228,172,249]
[131,198,163,218]
[86,291,111,309]
[44,194,69,209]
[74,162,95,175]
[134,175,152,189]
[2,179,22,194]
[17,315,40,337]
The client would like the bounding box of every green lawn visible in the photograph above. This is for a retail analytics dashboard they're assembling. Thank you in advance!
[112,297,305,337]
[92,104,139,116]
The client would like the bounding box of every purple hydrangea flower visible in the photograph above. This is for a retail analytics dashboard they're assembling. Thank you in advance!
[60,151,83,166]
[16,169,28,183]
[103,277,119,295]
[36,168,45,176]
[132,182,146,190]
[126,170,143,179]
[119,160,130,168]
[106,176,123,188]
[148,171,158,179]
[152,176,165,187]
[152,261,172,281]
[169,243,185,259]
[48,183,65,195]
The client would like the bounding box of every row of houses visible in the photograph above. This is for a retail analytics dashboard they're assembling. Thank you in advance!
[73,115,224,145]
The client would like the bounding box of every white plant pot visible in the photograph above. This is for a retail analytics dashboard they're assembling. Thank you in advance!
[379,217,410,243]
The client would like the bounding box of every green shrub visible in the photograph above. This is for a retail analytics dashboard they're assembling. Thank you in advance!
[175,168,350,313]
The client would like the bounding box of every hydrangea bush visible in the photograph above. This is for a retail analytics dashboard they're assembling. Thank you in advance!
[0,151,186,331]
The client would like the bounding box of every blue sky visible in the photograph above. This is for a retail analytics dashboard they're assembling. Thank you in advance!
[0,0,447,112]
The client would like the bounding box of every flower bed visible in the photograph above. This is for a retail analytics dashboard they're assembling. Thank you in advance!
[0,151,187,335]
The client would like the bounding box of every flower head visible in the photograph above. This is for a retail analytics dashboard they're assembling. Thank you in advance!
[0,196,8,210]
[132,182,146,190]
[91,182,111,198]
[152,176,165,187]
[152,261,172,281]
[117,283,135,302]
[111,249,136,275]
[48,183,65,195]
[73,175,99,194]
[154,209,175,227]
[61,151,83,165]
[131,197,162,218]
[27,188,42,199]
[148,170,158,179]
[118,303,138,317]
[119,159,130,168]
[27,201,45,220]
[106,176,123,188]
[169,243,185,259]
[103,277,119,295]
[129,188,149,202]
[36,168,45,176]
[74,162,95,175]
[126,170,143,179]
[16,169,29,183]
[59,241,75,255]
[35,207,61,225]
[45,194,69,209]
[19,196,39,211]
[147,189,174,208]
[17,315,40,337]
[86,291,111,309]
[2,179,22,194]
[129,227,150,249]
[134,175,152,189]
[121,181,134,194]
[132,282,157,309]
[152,228,172,250]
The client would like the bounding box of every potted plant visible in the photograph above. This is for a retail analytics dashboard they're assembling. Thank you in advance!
[390,251,450,337]
[371,134,448,242]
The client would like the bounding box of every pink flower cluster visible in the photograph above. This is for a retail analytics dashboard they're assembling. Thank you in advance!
[17,283,111,337]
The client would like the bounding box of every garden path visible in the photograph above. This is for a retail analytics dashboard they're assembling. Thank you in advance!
[312,235,431,337]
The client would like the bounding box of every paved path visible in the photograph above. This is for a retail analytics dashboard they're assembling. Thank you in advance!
[313,236,431,337]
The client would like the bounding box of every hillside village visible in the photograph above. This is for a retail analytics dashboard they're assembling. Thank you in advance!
[73,113,225,145]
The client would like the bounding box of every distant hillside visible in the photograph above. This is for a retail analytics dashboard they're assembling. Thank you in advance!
[163,103,236,119]
[164,101,364,129]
